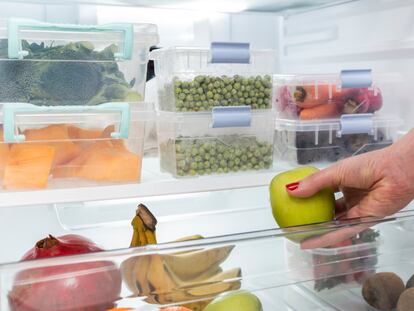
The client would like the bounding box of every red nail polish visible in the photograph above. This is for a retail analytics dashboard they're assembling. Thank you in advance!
[286,182,299,191]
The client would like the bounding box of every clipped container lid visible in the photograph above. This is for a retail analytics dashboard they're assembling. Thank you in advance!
[274,70,403,121]
[275,115,403,137]
[150,43,278,75]
[0,102,154,143]
[0,18,158,61]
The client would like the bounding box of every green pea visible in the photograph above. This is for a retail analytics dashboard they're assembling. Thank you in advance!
[195,155,202,162]
[220,159,227,168]
[189,169,197,176]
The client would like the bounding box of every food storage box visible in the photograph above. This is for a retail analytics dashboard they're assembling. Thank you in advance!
[0,18,158,106]
[274,116,402,165]
[286,228,381,292]
[150,44,277,112]
[0,102,153,191]
[157,108,275,177]
[274,70,402,120]
[1,192,414,311]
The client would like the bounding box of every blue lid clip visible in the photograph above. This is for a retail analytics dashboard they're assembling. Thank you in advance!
[211,106,252,128]
[340,69,373,89]
[337,113,374,137]
[210,42,250,64]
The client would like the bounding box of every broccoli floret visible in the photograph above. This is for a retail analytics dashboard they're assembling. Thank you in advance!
[0,39,139,105]
[0,60,43,102]
[36,62,104,105]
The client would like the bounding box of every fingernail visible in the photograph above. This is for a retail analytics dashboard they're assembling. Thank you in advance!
[286,182,300,191]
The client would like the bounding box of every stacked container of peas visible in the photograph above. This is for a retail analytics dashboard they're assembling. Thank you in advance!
[150,44,278,177]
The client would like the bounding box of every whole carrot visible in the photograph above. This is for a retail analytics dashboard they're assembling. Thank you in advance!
[299,103,339,120]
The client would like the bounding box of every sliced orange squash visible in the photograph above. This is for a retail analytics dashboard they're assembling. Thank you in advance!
[24,125,81,167]
[4,144,55,190]
[0,127,10,179]
[67,125,105,149]
[52,140,113,178]
[67,125,103,140]
[101,125,128,152]
[77,147,141,182]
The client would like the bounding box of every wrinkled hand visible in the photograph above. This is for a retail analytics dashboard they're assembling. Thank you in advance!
[287,129,414,248]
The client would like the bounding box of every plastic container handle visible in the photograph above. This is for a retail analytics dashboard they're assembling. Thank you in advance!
[7,18,134,60]
[2,102,130,143]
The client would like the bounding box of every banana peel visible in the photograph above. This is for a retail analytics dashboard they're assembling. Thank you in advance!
[120,204,242,310]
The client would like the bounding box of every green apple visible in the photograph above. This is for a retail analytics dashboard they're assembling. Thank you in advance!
[269,166,335,228]
[203,291,262,311]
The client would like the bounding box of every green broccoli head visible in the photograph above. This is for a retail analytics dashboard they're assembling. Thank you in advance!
[0,39,140,105]
[36,61,104,105]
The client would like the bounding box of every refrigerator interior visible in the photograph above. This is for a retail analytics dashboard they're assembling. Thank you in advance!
[0,0,414,310]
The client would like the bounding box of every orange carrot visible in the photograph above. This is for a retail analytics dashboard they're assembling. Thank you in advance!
[299,103,339,120]
[295,84,341,109]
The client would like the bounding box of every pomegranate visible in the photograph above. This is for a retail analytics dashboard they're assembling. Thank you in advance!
[8,235,122,311]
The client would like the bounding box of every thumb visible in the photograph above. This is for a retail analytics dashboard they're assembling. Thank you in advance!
[287,165,341,198]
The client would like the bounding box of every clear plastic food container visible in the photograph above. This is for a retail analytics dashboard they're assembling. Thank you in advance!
[274,116,402,165]
[1,193,414,311]
[150,44,277,112]
[0,18,158,106]
[0,102,153,191]
[286,228,381,292]
[274,70,402,120]
[156,108,275,177]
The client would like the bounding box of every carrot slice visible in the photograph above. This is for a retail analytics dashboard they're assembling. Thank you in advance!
[0,127,10,179]
[299,103,340,120]
[24,125,81,167]
[4,144,55,190]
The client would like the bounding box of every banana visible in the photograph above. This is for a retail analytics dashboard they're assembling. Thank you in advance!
[130,203,157,247]
[121,203,241,310]
[162,245,235,280]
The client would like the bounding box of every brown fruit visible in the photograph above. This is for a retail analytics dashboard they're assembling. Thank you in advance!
[362,272,405,310]
[397,288,414,311]
[406,274,414,289]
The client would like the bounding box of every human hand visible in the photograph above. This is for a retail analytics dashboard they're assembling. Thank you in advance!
[287,129,414,248]
[288,131,414,219]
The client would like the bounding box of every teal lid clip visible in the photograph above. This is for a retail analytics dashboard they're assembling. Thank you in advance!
[8,18,134,60]
[2,102,131,143]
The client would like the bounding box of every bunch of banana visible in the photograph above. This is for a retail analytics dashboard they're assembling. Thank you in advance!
[121,204,241,311]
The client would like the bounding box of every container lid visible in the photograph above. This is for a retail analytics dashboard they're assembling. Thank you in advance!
[273,71,403,87]
[150,45,277,74]
[0,102,153,143]
[275,115,403,134]
[150,46,277,61]
[0,18,158,61]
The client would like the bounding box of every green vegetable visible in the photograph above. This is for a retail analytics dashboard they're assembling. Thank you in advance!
[160,135,273,177]
[0,39,141,105]
[159,74,272,112]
